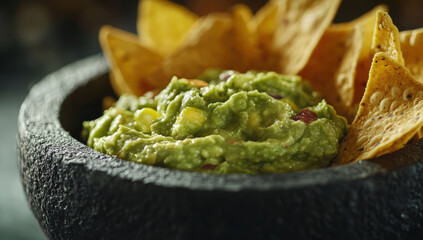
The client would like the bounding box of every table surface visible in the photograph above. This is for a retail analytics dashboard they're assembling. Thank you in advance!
[0,79,46,240]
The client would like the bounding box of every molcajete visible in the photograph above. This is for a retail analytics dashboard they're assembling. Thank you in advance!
[17,55,423,240]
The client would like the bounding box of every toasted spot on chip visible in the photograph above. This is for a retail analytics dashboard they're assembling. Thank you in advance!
[390,86,401,97]
[138,0,198,57]
[389,100,400,112]
[357,135,368,146]
[333,52,423,165]
[367,137,379,148]
[370,91,383,105]
[362,119,373,129]
[383,123,393,131]
[403,87,415,100]
[99,25,163,96]
[379,98,390,111]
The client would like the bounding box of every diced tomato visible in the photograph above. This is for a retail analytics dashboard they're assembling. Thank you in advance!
[201,164,217,170]
[292,109,317,124]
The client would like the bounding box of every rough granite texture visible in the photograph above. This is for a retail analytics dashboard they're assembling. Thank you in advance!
[17,54,423,240]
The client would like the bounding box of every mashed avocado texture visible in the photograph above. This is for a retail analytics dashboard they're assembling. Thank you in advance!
[82,71,348,174]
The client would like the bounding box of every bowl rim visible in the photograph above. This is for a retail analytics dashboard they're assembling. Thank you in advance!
[18,54,423,192]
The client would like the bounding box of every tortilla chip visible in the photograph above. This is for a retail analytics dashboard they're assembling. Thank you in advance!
[300,25,361,119]
[138,0,198,57]
[333,52,423,165]
[372,11,404,65]
[400,28,423,140]
[301,6,387,121]
[254,1,277,49]
[375,129,420,157]
[353,10,404,108]
[99,25,163,96]
[146,14,250,89]
[272,0,341,74]
[352,6,388,105]
[334,6,387,105]
[332,26,363,121]
[356,5,388,59]
[333,5,387,60]
[251,1,279,70]
[230,4,260,63]
[415,131,423,140]
[400,28,423,82]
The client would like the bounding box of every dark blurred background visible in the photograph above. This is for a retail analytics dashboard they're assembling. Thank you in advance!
[0,0,422,239]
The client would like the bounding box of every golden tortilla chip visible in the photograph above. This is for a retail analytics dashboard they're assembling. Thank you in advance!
[332,5,388,106]
[230,4,260,63]
[99,25,163,96]
[254,1,277,48]
[414,131,423,140]
[138,0,198,57]
[252,1,278,70]
[333,5,387,60]
[300,25,361,119]
[400,28,423,82]
[376,129,420,157]
[333,52,423,165]
[372,11,404,65]
[146,14,250,89]
[353,10,404,106]
[301,6,387,121]
[355,5,388,59]
[272,0,341,74]
[332,26,363,121]
[400,28,423,139]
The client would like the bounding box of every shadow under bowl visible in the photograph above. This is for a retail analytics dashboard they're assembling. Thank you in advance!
[17,54,423,240]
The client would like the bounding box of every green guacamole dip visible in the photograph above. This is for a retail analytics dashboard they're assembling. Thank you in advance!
[82,71,348,174]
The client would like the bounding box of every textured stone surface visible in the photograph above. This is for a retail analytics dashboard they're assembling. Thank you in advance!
[1,81,46,240]
[17,54,423,240]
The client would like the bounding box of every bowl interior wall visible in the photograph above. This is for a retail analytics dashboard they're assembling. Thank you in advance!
[59,73,115,141]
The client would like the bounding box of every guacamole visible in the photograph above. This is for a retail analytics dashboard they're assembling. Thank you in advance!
[82,71,348,174]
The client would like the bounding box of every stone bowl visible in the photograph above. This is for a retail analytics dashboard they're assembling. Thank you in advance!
[17,55,423,240]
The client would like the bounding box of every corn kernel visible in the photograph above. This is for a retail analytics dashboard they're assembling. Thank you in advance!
[248,111,260,128]
[187,79,208,88]
[178,107,207,126]
[172,107,207,139]
[134,107,161,132]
